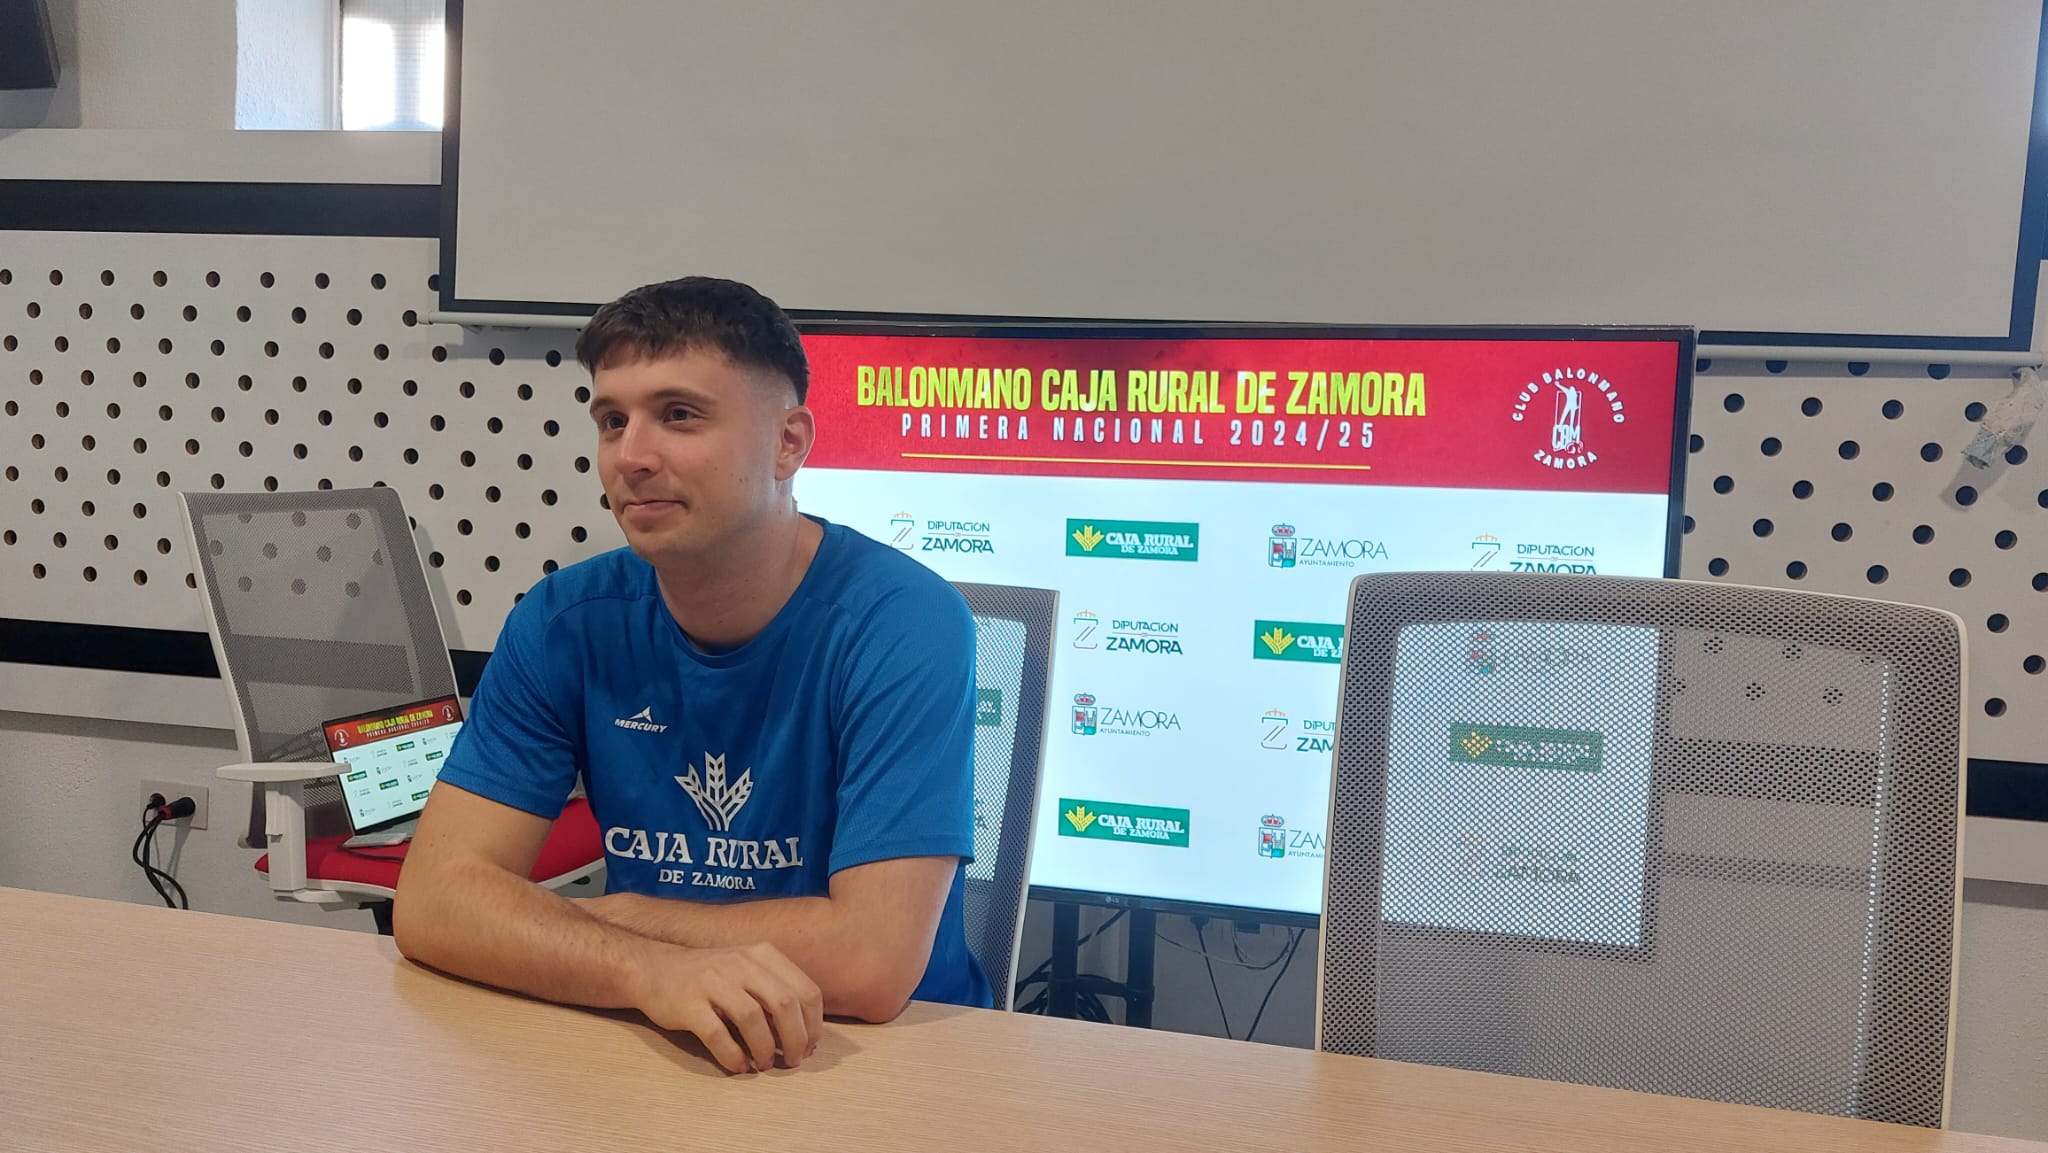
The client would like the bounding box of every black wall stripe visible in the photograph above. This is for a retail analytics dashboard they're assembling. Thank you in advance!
[450,648,490,696]
[0,181,438,237]
[1967,760,2048,823]
[0,615,2039,821]
[0,618,489,696]
[0,617,217,678]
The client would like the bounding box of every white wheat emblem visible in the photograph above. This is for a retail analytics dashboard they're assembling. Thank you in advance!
[676,753,752,831]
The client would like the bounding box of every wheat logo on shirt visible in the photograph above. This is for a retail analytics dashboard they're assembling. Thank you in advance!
[676,753,752,831]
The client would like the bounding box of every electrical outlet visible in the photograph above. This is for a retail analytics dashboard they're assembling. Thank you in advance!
[140,779,208,830]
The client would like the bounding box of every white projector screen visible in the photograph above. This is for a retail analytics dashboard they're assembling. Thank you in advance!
[444,0,2047,346]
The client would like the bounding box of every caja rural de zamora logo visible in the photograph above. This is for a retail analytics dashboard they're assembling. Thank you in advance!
[1059,799,1191,847]
[1253,620,1344,664]
[1067,519,1199,562]
[1449,723,1604,773]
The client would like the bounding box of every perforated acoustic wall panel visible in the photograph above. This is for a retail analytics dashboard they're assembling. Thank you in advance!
[1683,360,2047,752]
[0,231,617,652]
[0,232,2043,768]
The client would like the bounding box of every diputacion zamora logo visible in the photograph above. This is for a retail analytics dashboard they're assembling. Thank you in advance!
[1260,708,1335,753]
[887,511,917,550]
[888,511,995,555]
[1075,611,1186,656]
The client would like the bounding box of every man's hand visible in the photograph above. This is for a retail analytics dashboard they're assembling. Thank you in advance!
[567,859,956,1022]
[631,940,826,1074]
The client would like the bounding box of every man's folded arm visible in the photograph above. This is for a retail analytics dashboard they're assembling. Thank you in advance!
[392,782,825,1073]
[578,854,957,1023]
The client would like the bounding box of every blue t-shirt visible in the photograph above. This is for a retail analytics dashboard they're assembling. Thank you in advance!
[437,516,992,1010]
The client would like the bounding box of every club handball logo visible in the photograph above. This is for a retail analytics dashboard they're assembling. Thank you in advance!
[1509,367,1626,471]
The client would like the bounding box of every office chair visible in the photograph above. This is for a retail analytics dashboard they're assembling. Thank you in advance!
[952,581,1058,1011]
[1316,571,1965,1126]
[180,487,605,934]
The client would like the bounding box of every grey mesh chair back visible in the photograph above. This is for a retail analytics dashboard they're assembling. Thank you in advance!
[1318,571,1965,1127]
[180,487,457,846]
[953,581,1059,1011]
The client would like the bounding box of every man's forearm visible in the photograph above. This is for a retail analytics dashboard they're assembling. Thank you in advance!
[584,892,889,1016]
[392,857,666,1011]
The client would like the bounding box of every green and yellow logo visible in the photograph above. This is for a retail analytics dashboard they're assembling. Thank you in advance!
[975,688,1003,727]
[1448,724,1603,772]
[1252,620,1344,664]
[1065,519,1200,562]
[1057,799,1191,847]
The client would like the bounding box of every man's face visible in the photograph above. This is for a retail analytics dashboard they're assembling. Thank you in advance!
[588,347,809,567]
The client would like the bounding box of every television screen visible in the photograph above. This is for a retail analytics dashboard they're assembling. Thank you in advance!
[792,325,1691,919]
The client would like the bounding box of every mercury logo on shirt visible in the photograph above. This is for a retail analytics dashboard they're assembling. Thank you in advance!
[614,706,669,733]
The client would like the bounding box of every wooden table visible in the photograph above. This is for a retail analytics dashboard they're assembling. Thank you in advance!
[2,886,2040,1153]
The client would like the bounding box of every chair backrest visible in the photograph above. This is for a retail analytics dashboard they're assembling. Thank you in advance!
[1317,571,1964,1127]
[952,581,1059,1011]
[180,487,456,846]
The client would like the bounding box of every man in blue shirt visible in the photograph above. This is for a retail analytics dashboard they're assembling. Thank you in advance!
[393,277,990,1075]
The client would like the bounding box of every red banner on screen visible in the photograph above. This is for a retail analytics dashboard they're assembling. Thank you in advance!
[322,696,461,754]
[799,333,1681,492]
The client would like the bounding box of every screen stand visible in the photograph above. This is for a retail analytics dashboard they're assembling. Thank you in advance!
[1044,903,1157,1028]
[1123,908,1156,1028]
[1049,903,1078,1018]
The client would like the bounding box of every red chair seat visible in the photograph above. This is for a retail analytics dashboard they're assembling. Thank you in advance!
[256,797,604,890]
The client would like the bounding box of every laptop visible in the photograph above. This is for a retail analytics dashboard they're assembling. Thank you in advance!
[320,695,465,849]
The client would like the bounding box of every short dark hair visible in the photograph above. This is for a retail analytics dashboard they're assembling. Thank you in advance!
[575,276,809,403]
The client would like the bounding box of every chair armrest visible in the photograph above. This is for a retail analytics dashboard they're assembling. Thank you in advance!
[218,761,342,784]
[216,763,336,894]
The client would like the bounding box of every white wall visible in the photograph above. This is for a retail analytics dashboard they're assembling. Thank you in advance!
[235,0,335,130]
[0,0,236,129]
[0,0,437,183]
[1949,883,2048,1139]
[0,709,372,931]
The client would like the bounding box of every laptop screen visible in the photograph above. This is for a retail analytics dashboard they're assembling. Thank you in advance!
[321,696,464,834]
